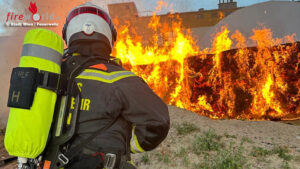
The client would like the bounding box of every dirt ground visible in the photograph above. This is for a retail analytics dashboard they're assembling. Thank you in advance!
[1,105,300,169]
[131,106,300,169]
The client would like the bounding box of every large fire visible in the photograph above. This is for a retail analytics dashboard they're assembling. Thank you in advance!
[113,4,300,120]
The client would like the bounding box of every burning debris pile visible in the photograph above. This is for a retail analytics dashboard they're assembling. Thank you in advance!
[113,8,299,120]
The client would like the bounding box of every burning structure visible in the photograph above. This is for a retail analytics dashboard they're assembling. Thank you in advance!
[0,1,299,122]
[110,1,300,120]
[108,0,240,46]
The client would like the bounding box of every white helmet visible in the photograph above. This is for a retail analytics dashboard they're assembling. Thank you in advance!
[62,2,117,53]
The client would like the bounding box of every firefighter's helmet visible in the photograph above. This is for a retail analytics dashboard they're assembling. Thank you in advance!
[62,2,117,52]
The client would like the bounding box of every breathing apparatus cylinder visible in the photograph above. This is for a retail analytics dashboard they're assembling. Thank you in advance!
[5,28,64,159]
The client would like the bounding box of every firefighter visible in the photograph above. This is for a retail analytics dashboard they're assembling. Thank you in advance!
[62,2,170,169]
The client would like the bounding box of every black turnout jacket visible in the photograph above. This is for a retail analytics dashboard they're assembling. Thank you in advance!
[69,58,170,157]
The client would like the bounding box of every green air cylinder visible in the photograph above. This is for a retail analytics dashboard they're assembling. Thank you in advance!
[4,29,64,159]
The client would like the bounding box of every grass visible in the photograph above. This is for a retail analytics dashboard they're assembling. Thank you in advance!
[176,147,186,157]
[241,136,254,144]
[156,152,169,164]
[175,147,189,167]
[156,153,163,161]
[163,155,169,164]
[281,161,291,169]
[137,127,296,169]
[271,146,292,161]
[211,142,247,169]
[183,156,189,167]
[142,153,150,164]
[176,122,199,135]
[224,132,237,139]
[193,142,247,169]
[250,145,293,161]
[250,146,272,157]
[192,129,223,155]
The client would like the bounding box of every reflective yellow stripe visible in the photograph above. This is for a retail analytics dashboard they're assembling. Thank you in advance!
[77,74,136,83]
[128,160,135,166]
[130,145,137,154]
[84,69,129,75]
[134,134,145,153]
[67,113,72,125]
[130,126,145,153]
[77,70,137,83]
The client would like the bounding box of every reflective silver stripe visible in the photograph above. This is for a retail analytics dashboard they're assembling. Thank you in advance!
[130,136,141,153]
[130,126,144,153]
[79,71,135,80]
[21,44,62,66]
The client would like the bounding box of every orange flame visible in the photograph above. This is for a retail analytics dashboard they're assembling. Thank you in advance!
[218,12,225,20]
[113,4,300,120]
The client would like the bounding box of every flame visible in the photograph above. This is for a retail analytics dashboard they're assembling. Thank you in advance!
[29,1,38,14]
[113,2,300,120]
[218,12,225,20]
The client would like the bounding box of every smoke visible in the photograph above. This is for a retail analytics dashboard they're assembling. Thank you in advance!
[0,0,87,125]
[0,0,27,36]
[0,0,27,125]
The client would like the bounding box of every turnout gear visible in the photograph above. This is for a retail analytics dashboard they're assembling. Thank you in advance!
[60,3,170,168]
[62,55,170,169]
[5,29,64,159]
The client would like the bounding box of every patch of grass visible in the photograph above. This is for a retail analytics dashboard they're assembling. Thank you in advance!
[271,146,292,161]
[281,161,291,169]
[241,136,254,144]
[250,146,272,157]
[192,163,209,169]
[141,153,150,164]
[224,132,237,139]
[163,155,169,164]
[175,147,189,167]
[156,153,163,162]
[193,142,247,169]
[176,122,199,135]
[192,129,224,155]
[250,145,292,161]
[212,142,247,169]
[176,147,186,157]
[156,152,169,164]
[183,156,189,167]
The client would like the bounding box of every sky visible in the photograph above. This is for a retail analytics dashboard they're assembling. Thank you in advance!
[0,0,295,35]
[103,0,294,15]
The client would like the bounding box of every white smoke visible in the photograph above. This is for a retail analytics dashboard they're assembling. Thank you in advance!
[0,0,28,125]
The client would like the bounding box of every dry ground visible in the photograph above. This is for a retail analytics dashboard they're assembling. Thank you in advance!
[1,106,300,169]
[131,106,300,169]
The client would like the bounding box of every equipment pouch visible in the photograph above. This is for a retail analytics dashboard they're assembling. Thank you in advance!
[7,67,39,109]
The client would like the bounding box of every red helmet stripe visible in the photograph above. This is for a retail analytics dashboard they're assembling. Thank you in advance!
[66,6,111,26]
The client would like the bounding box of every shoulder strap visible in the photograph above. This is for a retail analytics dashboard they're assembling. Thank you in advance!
[60,55,120,164]
[64,117,118,160]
